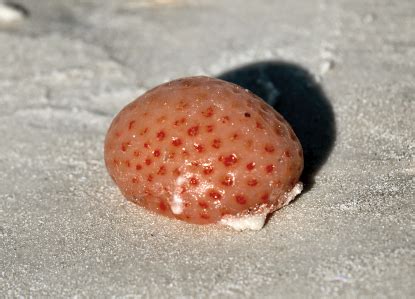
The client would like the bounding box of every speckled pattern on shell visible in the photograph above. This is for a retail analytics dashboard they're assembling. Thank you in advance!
[104,76,303,225]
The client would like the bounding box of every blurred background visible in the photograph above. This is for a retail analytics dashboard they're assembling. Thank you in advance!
[0,0,414,297]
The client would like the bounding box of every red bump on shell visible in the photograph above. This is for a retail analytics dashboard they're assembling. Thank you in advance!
[189,177,199,185]
[188,126,199,136]
[221,175,234,186]
[247,178,258,186]
[199,201,209,209]
[265,144,275,153]
[208,190,222,200]
[157,166,166,175]
[221,154,238,167]
[128,120,135,130]
[172,138,182,146]
[261,193,269,203]
[194,143,204,153]
[266,164,275,173]
[212,139,221,149]
[235,195,247,205]
[203,165,214,175]
[202,107,214,117]
[246,162,255,170]
[157,130,166,140]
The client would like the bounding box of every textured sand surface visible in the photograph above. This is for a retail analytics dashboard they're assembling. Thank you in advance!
[0,0,414,297]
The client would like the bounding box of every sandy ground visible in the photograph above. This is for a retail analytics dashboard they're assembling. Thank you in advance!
[0,0,414,297]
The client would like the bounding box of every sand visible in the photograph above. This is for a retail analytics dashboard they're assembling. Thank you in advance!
[0,0,414,297]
